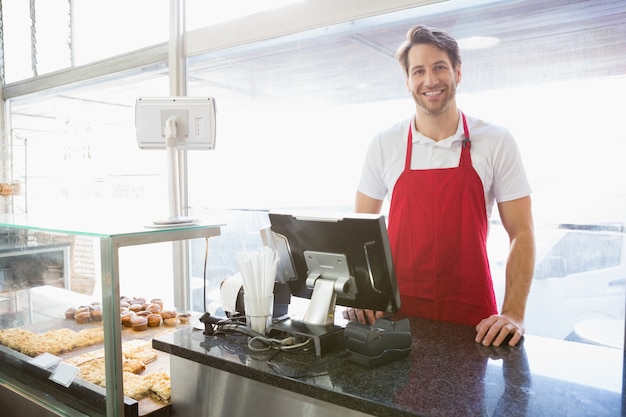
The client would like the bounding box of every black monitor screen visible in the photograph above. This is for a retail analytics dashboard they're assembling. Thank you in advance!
[268,211,401,328]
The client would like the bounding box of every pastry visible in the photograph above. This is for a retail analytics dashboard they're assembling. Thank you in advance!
[163,317,179,327]
[177,313,191,324]
[121,311,135,328]
[145,303,161,313]
[131,316,148,331]
[65,307,77,319]
[129,297,146,306]
[147,313,162,327]
[0,327,104,357]
[144,371,171,403]
[160,310,177,319]
[74,311,92,324]
[150,298,164,308]
[75,306,89,315]
[129,304,144,313]
[90,307,103,322]
[123,372,153,400]
[122,339,158,364]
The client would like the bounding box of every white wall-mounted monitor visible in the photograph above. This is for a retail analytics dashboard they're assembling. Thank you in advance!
[135,97,217,150]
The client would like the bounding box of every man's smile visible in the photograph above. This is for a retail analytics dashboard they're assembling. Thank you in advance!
[423,90,444,96]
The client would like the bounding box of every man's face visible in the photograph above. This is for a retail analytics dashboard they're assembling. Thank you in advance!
[405,43,461,116]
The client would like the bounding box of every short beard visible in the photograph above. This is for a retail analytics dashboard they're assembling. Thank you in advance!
[412,83,456,116]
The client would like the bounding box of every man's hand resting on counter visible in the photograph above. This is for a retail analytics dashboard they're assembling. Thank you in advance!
[342,308,385,325]
[343,309,524,347]
[475,314,524,347]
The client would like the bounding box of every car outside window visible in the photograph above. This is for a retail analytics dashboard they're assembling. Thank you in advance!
[537,230,622,278]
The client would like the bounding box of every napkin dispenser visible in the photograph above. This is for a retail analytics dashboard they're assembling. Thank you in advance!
[344,318,412,367]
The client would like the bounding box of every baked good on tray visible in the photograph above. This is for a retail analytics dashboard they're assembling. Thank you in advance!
[65,295,187,332]
[0,327,104,356]
[0,325,171,403]
[143,371,172,403]
[66,339,169,402]
[131,316,148,332]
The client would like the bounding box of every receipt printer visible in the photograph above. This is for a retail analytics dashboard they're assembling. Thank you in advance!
[344,318,412,367]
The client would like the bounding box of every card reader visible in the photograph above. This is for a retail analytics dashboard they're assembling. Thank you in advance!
[344,318,412,367]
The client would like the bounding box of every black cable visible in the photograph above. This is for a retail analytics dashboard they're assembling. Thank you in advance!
[203,237,209,312]
[202,315,348,380]
[204,315,313,353]
[266,348,350,379]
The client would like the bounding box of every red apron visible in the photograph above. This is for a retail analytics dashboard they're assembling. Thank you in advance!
[387,113,497,326]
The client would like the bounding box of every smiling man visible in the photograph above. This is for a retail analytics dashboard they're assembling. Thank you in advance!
[343,25,535,347]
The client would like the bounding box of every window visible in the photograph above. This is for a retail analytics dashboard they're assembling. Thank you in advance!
[1,0,169,82]
[541,231,622,277]
[4,0,626,343]
[183,0,626,340]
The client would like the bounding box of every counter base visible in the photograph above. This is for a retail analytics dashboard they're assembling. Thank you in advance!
[169,355,372,417]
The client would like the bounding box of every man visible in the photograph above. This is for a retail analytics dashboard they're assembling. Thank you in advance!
[344,25,535,347]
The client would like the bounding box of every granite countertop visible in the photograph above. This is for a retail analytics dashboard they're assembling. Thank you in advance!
[153,317,623,417]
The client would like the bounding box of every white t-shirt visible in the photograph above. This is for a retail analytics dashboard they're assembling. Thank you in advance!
[357,114,531,219]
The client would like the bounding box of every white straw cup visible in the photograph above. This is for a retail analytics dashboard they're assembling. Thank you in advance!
[244,294,273,334]
[237,248,279,335]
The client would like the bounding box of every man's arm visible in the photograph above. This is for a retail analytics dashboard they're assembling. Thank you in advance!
[355,191,383,214]
[475,195,535,346]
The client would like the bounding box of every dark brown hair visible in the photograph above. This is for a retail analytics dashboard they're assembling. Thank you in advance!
[396,25,461,76]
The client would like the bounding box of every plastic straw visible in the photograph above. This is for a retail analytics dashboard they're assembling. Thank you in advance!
[237,248,279,316]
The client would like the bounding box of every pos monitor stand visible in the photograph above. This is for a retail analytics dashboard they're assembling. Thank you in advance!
[265,211,401,356]
[135,97,216,225]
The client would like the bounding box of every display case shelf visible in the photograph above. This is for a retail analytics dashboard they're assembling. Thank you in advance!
[0,213,222,417]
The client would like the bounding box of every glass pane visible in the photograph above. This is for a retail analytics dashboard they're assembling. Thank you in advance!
[4,0,625,346]
[186,0,626,343]
[33,0,72,76]
[2,1,33,82]
[73,0,169,65]
[0,223,219,413]
[490,221,625,342]
[8,71,170,219]
[541,230,622,276]
[2,0,169,81]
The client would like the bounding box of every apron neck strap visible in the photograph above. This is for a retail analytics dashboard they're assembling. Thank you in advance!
[405,125,413,170]
[461,112,470,149]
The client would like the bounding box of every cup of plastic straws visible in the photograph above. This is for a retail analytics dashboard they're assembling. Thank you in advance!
[243,293,274,334]
[238,247,279,335]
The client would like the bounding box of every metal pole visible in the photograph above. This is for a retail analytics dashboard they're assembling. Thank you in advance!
[169,0,192,310]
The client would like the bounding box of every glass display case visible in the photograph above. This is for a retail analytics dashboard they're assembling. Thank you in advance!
[0,213,221,417]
